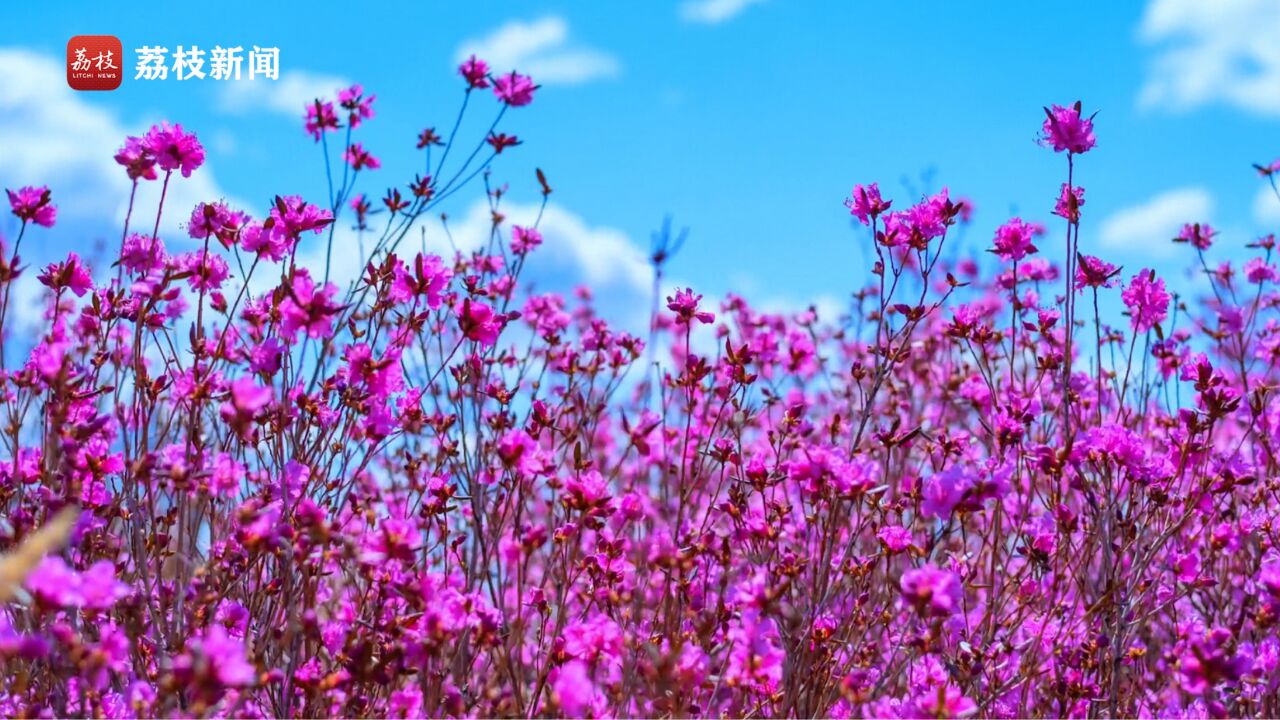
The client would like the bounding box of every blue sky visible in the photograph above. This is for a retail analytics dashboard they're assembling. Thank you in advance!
[2,0,1278,327]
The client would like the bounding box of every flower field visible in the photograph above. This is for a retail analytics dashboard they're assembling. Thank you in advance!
[1,56,1280,719]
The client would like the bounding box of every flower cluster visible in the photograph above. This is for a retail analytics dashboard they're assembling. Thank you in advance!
[1,61,1279,720]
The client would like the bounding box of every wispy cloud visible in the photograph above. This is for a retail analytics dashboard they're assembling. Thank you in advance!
[0,47,247,241]
[1138,0,1280,115]
[679,0,766,24]
[435,200,651,329]
[1099,187,1213,258]
[218,69,351,117]
[454,16,619,86]
[1254,183,1280,225]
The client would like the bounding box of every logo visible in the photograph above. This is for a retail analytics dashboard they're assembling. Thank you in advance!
[67,36,123,91]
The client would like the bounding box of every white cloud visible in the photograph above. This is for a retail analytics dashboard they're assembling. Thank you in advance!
[423,200,653,330]
[1098,187,1213,258]
[0,47,248,243]
[1253,183,1280,225]
[454,16,619,85]
[1138,0,1280,115]
[218,69,351,117]
[679,0,766,24]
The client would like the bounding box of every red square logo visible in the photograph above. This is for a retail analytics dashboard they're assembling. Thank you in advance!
[67,36,123,91]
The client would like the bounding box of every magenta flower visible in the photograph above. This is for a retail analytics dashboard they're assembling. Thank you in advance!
[188,626,256,687]
[27,556,81,607]
[176,249,230,292]
[38,252,93,297]
[337,84,376,128]
[551,661,595,718]
[990,217,1039,262]
[390,253,451,309]
[219,377,273,440]
[119,233,166,274]
[1040,101,1096,154]
[511,225,542,255]
[26,557,128,610]
[114,136,158,181]
[667,287,715,325]
[877,525,913,554]
[493,71,536,106]
[304,100,339,141]
[279,269,342,340]
[7,185,56,227]
[921,465,974,519]
[900,564,963,617]
[907,684,978,718]
[725,610,785,692]
[1122,269,1170,333]
[1244,257,1278,284]
[1074,254,1119,289]
[1180,627,1252,695]
[271,195,334,237]
[845,182,891,225]
[458,299,503,347]
[459,54,491,89]
[1053,183,1085,222]
[1175,222,1215,250]
[78,561,131,611]
[343,142,381,171]
[142,122,205,178]
[241,223,289,262]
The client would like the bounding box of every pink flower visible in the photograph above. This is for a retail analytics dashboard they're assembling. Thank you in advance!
[667,288,715,325]
[458,299,503,347]
[304,100,339,141]
[78,561,131,610]
[26,557,129,610]
[900,564,963,617]
[1122,269,1170,333]
[176,249,230,292]
[187,626,256,687]
[1040,102,1096,154]
[725,610,784,692]
[38,252,93,297]
[343,142,381,171]
[7,185,56,227]
[1053,183,1085,222]
[114,136,158,181]
[1175,222,1215,250]
[271,195,334,237]
[1179,627,1251,695]
[210,453,244,496]
[493,71,536,106]
[27,556,80,607]
[991,217,1039,262]
[279,268,343,340]
[459,54,491,89]
[552,661,596,718]
[337,84,376,128]
[219,377,272,440]
[1074,254,1119,289]
[921,465,974,519]
[1245,257,1278,284]
[907,685,978,718]
[188,201,248,247]
[143,122,205,178]
[877,525,913,554]
[390,253,451,309]
[241,223,289,261]
[511,225,542,255]
[844,182,891,225]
